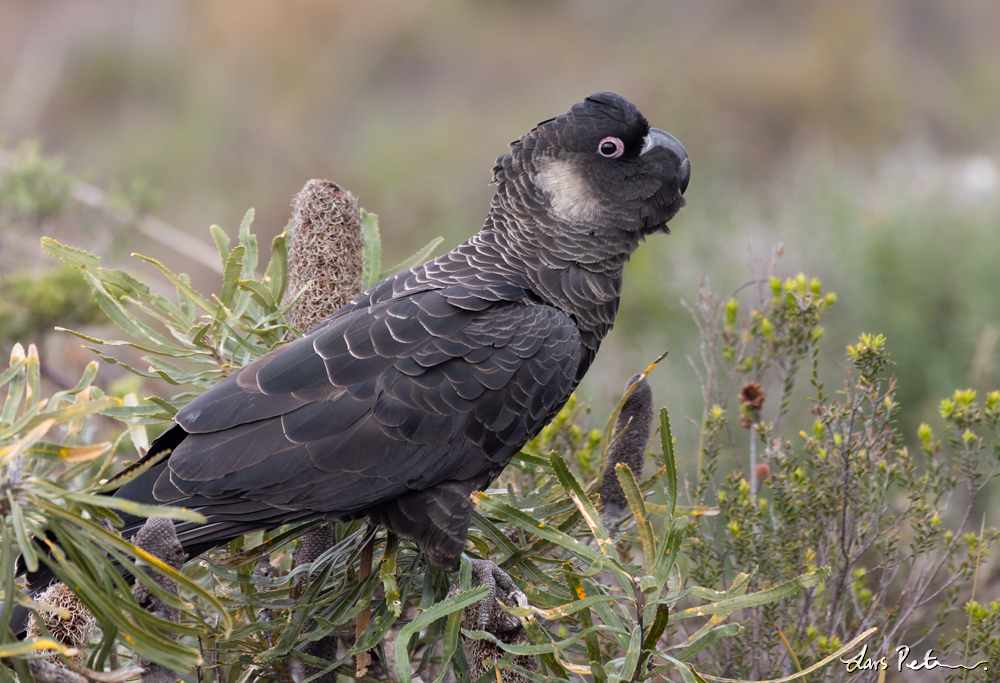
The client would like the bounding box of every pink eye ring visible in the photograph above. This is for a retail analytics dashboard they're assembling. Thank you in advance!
[598,137,624,158]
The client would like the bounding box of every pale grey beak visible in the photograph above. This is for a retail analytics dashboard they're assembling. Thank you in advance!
[641,128,690,194]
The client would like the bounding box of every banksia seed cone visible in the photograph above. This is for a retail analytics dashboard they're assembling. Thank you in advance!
[130,518,186,682]
[26,583,96,666]
[598,374,654,531]
[284,180,365,334]
[283,179,366,680]
[290,523,338,683]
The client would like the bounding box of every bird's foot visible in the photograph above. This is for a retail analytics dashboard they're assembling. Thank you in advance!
[466,559,527,640]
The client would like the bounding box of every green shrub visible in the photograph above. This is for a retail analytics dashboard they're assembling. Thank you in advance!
[680,272,999,680]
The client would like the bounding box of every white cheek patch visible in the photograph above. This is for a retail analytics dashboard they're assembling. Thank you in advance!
[534,159,601,223]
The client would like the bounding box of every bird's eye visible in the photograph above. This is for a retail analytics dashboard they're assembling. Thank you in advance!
[598,137,624,158]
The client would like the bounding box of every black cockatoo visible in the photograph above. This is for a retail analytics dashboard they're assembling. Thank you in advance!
[108,93,689,572]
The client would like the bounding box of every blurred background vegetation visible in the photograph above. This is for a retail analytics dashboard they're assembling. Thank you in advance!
[1,0,999,466]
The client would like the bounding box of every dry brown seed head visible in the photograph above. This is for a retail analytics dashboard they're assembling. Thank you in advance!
[739,381,766,410]
[284,179,365,334]
[25,583,96,665]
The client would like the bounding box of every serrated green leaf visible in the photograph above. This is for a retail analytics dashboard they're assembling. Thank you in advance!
[238,278,277,310]
[238,208,258,277]
[40,236,100,269]
[549,453,612,551]
[219,244,246,307]
[132,253,216,311]
[477,493,604,568]
[382,236,443,276]
[210,224,231,268]
[660,408,678,519]
[616,463,655,561]
[81,273,186,354]
[265,231,289,302]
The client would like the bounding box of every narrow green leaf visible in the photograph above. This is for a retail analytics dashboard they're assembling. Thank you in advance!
[1,349,26,424]
[97,266,152,298]
[101,403,174,424]
[433,609,464,683]
[53,326,195,357]
[21,396,122,433]
[61,491,207,524]
[0,638,81,659]
[521,617,569,679]
[394,584,489,683]
[677,623,741,662]
[361,209,382,289]
[23,346,40,412]
[565,569,606,681]
[382,236,443,276]
[380,533,401,615]
[672,567,831,621]
[0,356,26,390]
[463,624,629,657]
[616,624,642,683]
[44,361,98,410]
[82,274,185,354]
[132,253,216,311]
[477,493,604,568]
[0,524,17,647]
[8,493,38,572]
[654,517,686,589]
[549,453,612,550]
[470,510,522,558]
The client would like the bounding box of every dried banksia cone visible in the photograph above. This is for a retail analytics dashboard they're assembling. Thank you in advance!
[284,179,365,334]
[598,374,654,531]
[446,559,534,683]
[292,522,335,592]
[282,180,363,678]
[26,582,96,666]
[130,518,187,683]
[289,523,338,683]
